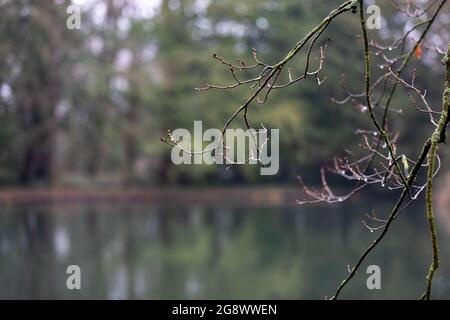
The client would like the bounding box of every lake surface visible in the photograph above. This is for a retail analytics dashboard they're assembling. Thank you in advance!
[1,192,450,299]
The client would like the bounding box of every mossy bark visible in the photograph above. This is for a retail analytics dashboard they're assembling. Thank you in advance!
[421,44,450,300]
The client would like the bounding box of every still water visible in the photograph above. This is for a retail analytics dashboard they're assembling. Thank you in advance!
[1,194,450,299]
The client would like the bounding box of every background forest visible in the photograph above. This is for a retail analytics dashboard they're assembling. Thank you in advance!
[1,0,448,188]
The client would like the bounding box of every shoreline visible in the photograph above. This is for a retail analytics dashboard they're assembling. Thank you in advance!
[0,187,302,206]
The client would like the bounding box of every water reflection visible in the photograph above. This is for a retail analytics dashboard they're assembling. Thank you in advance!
[1,200,450,299]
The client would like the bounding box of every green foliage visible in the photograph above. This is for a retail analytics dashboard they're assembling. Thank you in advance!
[0,0,446,186]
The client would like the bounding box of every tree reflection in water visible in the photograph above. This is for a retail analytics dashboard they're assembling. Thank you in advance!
[1,197,450,299]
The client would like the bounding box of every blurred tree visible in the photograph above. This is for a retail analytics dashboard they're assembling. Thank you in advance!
[0,0,79,185]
